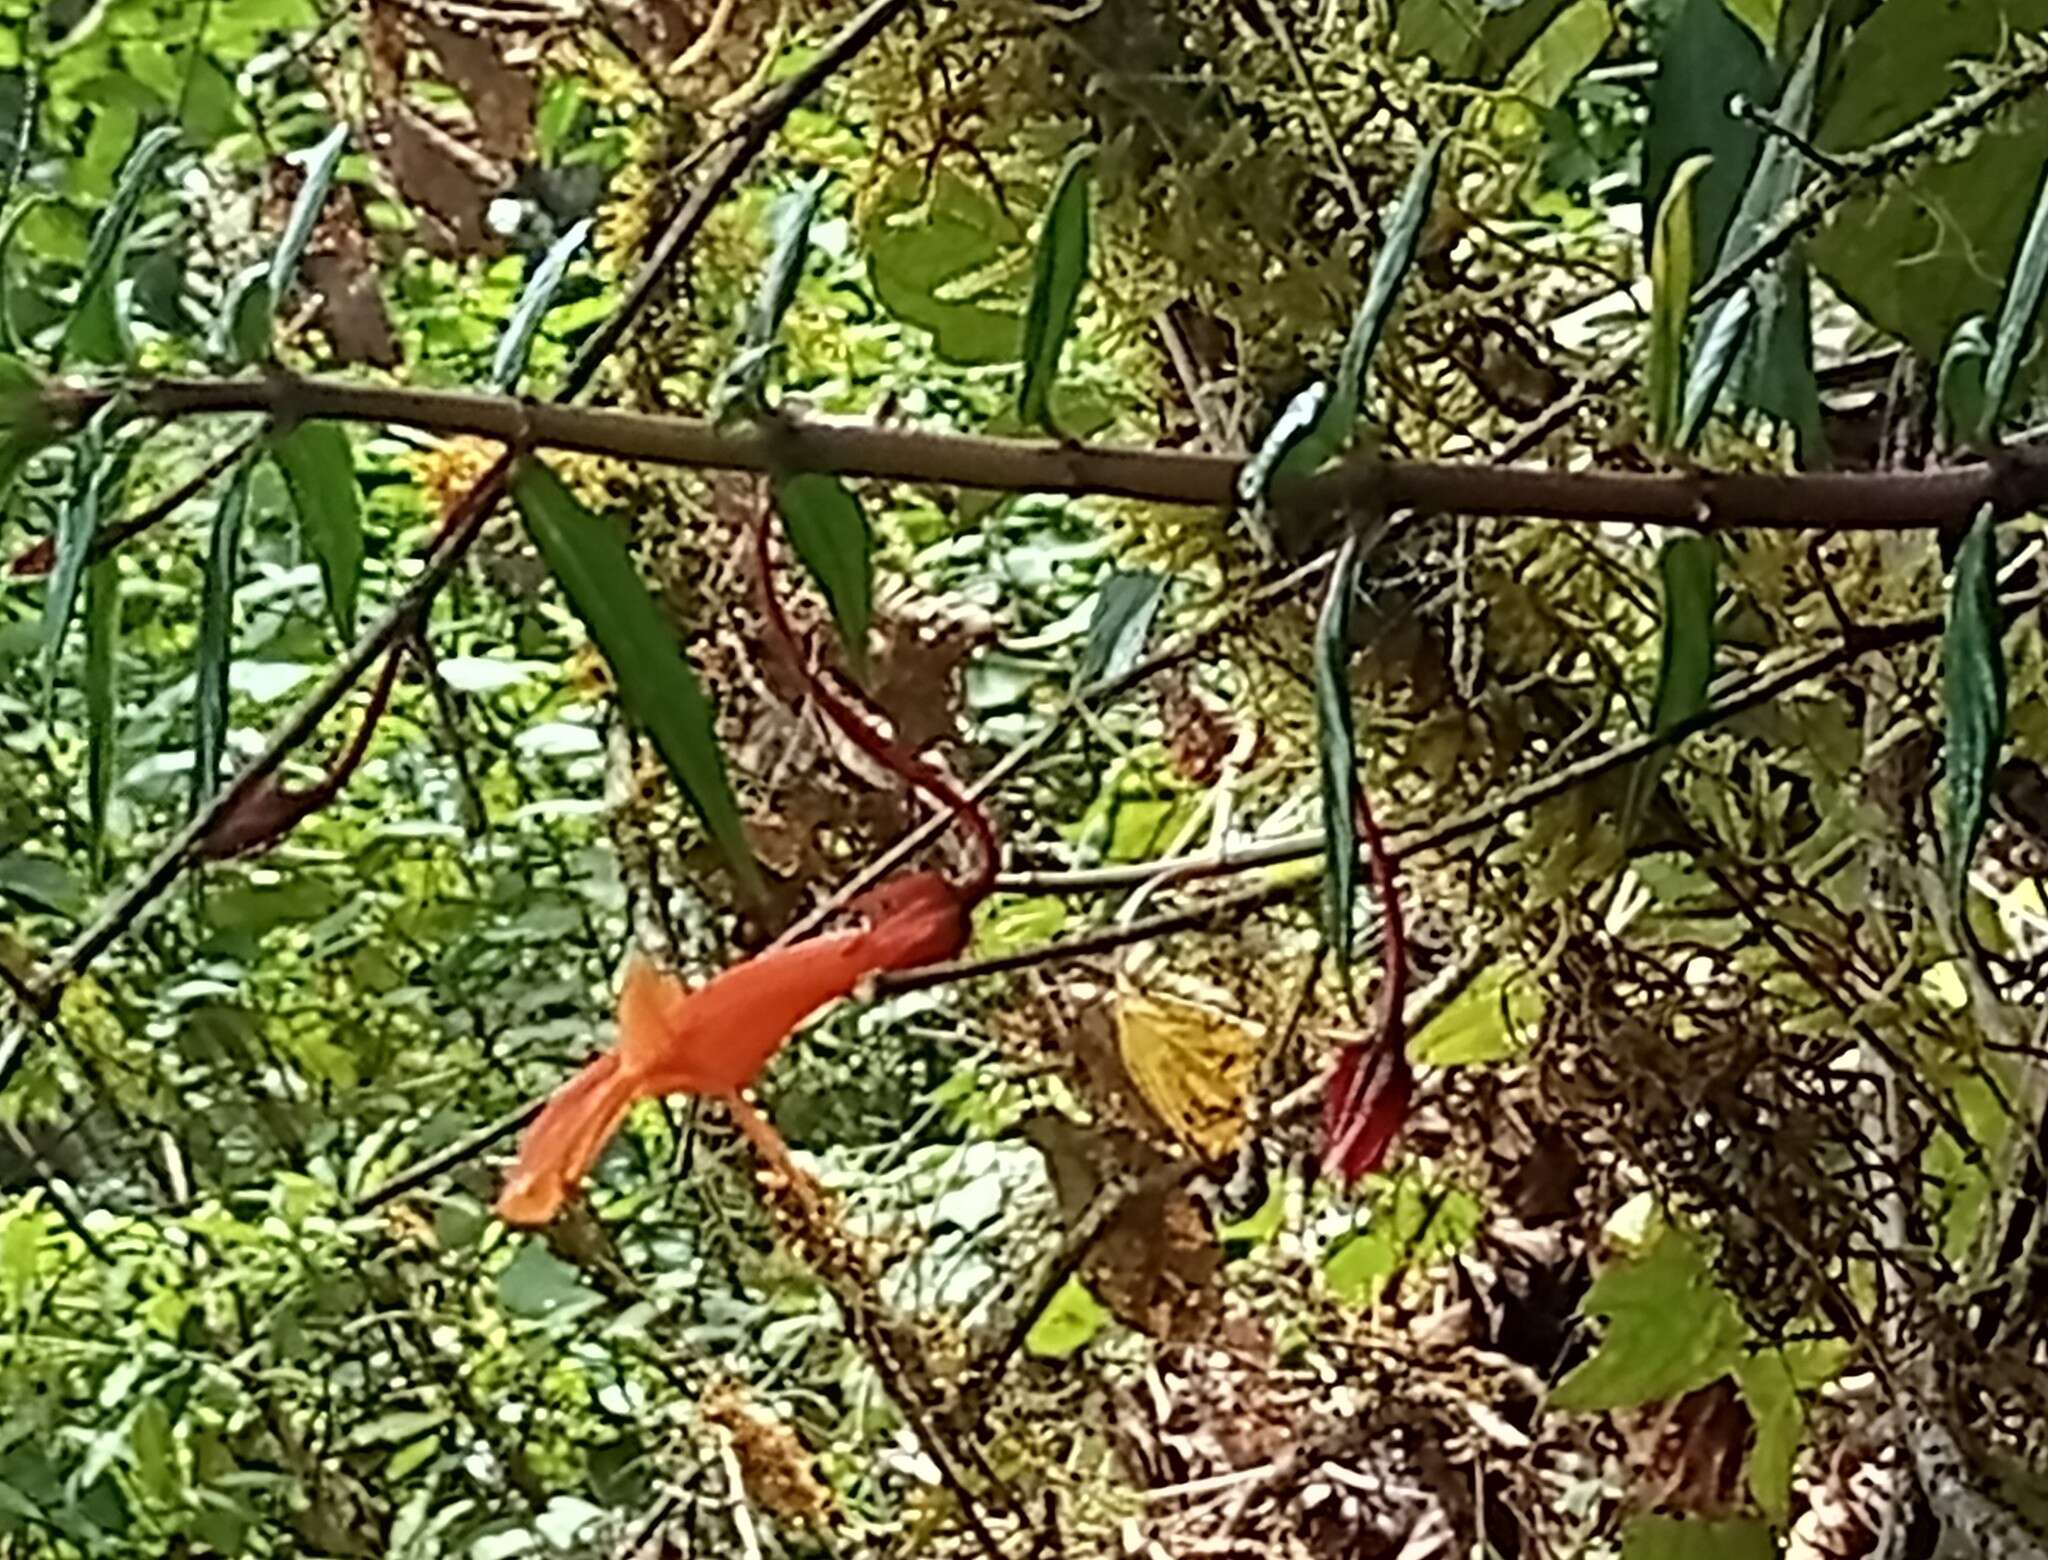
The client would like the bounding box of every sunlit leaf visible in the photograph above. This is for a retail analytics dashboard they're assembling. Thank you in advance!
[270,420,364,639]
[1944,503,2005,919]
[1939,315,1992,453]
[511,458,761,894]
[1023,1275,1110,1359]
[1410,964,1541,1065]
[1647,155,1712,452]
[1018,144,1094,435]
[492,218,592,392]
[772,470,872,675]
[861,166,1023,365]
[1676,286,1753,450]
[1075,569,1167,689]
[1549,1229,1746,1410]
[1621,534,1719,837]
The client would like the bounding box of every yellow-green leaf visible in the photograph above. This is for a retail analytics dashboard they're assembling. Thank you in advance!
[1018,144,1095,435]
[1647,154,1713,452]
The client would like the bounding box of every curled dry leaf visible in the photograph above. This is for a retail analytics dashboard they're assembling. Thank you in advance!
[415,18,535,160]
[1022,1113,1224,1344]
[374,106,501,256]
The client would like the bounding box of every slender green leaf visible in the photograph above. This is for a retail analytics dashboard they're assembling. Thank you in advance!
[1621,534,1719,837]
[1944,503,2005,918]
[269,124,347,302]
[772,470,872,676]
[194,457,254,811]
[1980,160,2048,443]
[1239,381,1330,508]
[1676,286,1753,450]
[1017,144,1095,435]
[1315,532,1367,970]
[42,400,129,695]
[492,218,592,392]
[722,179,825,410]
[59,123,179,367]
[1282,135,1447,479]
[1939,315,1992,453]
[1647,155,1712,452]
[1076,570,1167,690]
[84,555,118,868]
[270,420,363,639]
[212,261,272,368]
[511,458,760,894]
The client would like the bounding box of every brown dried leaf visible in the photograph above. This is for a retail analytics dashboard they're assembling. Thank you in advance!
[1159,670,1234,785]
[416,18,535,159]
[868,614,980,751]
[304,250,400,367]
[374,106,500,255]
[1020,1114,1222,1344]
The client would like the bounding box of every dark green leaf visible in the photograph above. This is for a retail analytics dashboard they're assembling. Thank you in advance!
[60,123,179,367]
[1314,532,1366,970]
[1076,570,1167,689]
[1676,286,1754,450]
[1944,503,2005,919]
[270,420,363,639]
[492,217,592,392]
[42,401,129,695]
[1939,315,1992,453]
[1621,534,1719,837]
[269,124,347,302]
[1818,0,2048,152]
[1395,0,1574,82]
[1549,1230,1747,1410]
[1619,1516,1774,1560]
[772,470,872,676]
[1641,0,1767,271]
[0,851,85,918]
[496,1240,602,1321]
[194,457,253,812]
[861,166,1024,365]
[1238,381,1330,511]
[212,262,272,368]
[1284,135,1447,479]
[728,177,825,405]
[1647,156,1712,453]
[1980,160,2048,442]
[1810,94,2048,362]
[511,458,761,894]
[1018,145,1094,436]
[84,555,118,868]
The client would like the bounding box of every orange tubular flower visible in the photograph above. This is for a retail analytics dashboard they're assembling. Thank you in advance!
[494,872,968,1227]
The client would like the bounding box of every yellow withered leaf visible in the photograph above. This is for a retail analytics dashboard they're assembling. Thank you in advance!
[1114,986,1265,1158]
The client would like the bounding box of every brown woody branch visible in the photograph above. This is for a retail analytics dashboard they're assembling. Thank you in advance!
[38,370,2048,532]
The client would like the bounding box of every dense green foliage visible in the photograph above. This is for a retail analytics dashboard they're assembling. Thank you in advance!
[4,0,2048,1556]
